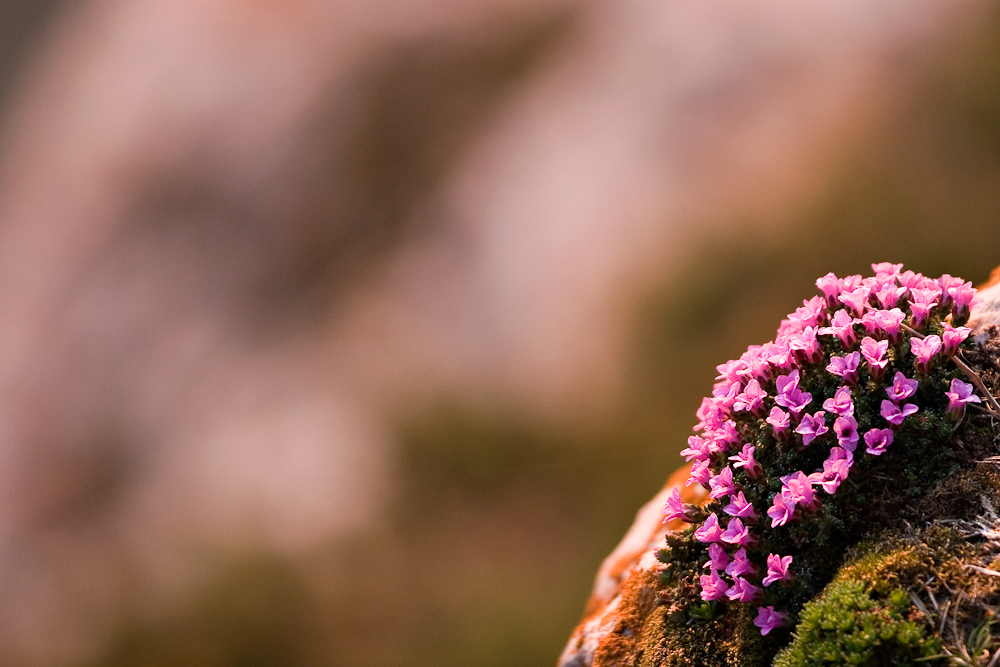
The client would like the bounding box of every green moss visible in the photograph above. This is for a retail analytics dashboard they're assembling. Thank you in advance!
[773,579,941,667]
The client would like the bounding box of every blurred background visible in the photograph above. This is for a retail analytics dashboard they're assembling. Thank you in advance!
[0,0,999,665]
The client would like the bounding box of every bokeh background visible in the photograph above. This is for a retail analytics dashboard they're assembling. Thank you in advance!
[0,0,999,665]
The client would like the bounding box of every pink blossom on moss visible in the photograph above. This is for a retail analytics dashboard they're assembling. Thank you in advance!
[726,576,762,603]
[811,456,851,495]
[911,334,942,374]
[872,262,903,276]
[699,569,729,601]
[762,554,794,587]
[881,400,918,427]
[828,445,854,466]
[942,324,971,357]
[721,517,756,547]
[875,283,906,309]
[864,428,894,456]
[694,512,724,543]
[839,285,872,317]
[788,296,828,329]
[704,543,730,571]
[694,397,724,432]
[816,272,841,309]
[946,378,981,420]
[766,340,795,372]
[795,411,829,446]
[886,371,918,403]
[938,274,965,309]
[734,378,767,417]
[729,444,762,479]
[860,336,889,379]
[754,606,789,636]
[662,487,689,524]
[724,490,759,522]
[781,471,818,511]
[687,459,712,487]
[833,415,859,452]
[766,407,791,440]
[709,466,737,500]
[874,308,905,344]
[767,494,796,528]
[822,386,854,417]
[827,352,861,385]
[818,308,858,348]
[725,547,759,578]
[908,300,936,330]
[680,435,710,462]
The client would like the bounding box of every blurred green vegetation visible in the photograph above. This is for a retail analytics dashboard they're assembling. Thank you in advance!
[83,6,1000,667]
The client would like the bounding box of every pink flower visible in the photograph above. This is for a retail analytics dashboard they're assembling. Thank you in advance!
[781,471,818,511]
[662,487,692,524]
[767,494,796,528]
[864,428,894,456]
[699,569,729,601]
[729,444,762,479]
[704,543,730,571]
[724,491,759,523]
[827,352,861,385]
[788,326,823,364]
[872,262,903,276]
[910,335,942,374]
[910,286,942,306]
[709,466,737,500]
[694,397,724,432]
[762,554,794,587]
[822,386,854,417]
[754,606,789,636]
[766,340,794,372]
[795,411,829,447]
[816,272,841,309]
[833,415,859,452]
[725,547,759,578]
[680,435,710,462]
[881,400,918,427]
[733,379,767,417]
[875,283,907,309]
[818,308,858,348]
[687,459,712,487]
[950,282,977,321]
[898,270,928,291]
[839,285,872,317]
[726,576,762,603]
[886,371,918,404]
[860,336,889,379]
[788,296,828,329]
[874,308,905,344]
[766,407,791,440]
[908,301,936,330]
[694,512,724,543]
[942,324,971,357]
[720,517,756,547]
[945,378,981,420]
[811,456,851,495]
[938,274,966,308]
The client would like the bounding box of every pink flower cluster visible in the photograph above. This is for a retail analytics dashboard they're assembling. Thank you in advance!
[665,263,980,635]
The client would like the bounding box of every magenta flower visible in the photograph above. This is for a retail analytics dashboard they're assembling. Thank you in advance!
[694,397,723,432]
[694,512,724,543]
[726,576,762,603]
[724,491,759,523]
[910,286,942,306]
[662,487,692,524]
[687,459,712,487]
[942,324,971,357]
[816,272,841,309]
[680,435,710,462]
[827,352,861,385]
[754,606,789,636]
[945,378,981,420]
[699,569,729,601]
[872,262,903,275]
[811,456,851,495]
[762,554,794,587]
[729,444,762,479]
[704,543,730,571]
[795,411,829,446]
[860,336,889,379]
[950,282,977,321]
[818,309,858,348]
[886,371,918,404]
[712,420,742,450]
[720,517,756,547]
[767,493,796,528]
[828,445,855,467]
[881,400,918,427]
[766,407,791,440]
[898,270,926,291]
[875,283,906,309]
[788,296,827,329]
[781,471,818,512]
[766,340,794,372]
[725,547,759,578]
[822,386,854,417]
[839,285,872,317]
[864,428,894,456]
[833,415,859,452]
[788,326,823,364]
[874,308,905,344]
[908,300,936,330]
[709,466,737,500]
[733,378,767,417]
[910,334,942,374]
